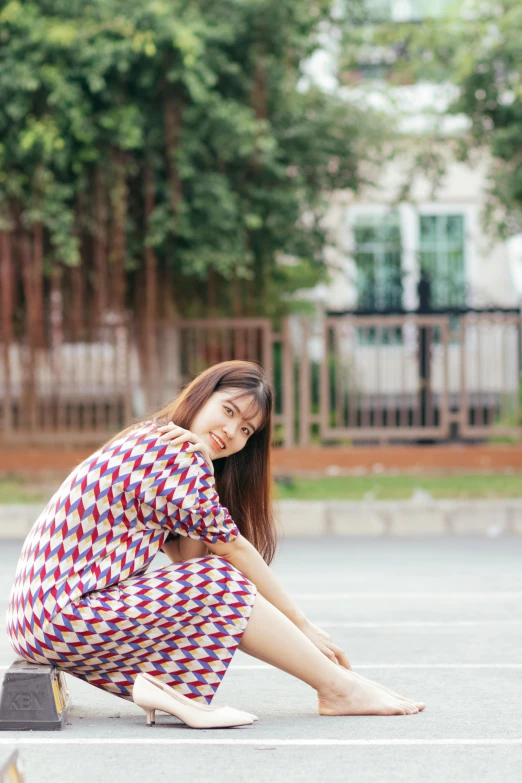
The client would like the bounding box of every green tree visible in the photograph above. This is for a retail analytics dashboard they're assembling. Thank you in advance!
[0,0,386,343]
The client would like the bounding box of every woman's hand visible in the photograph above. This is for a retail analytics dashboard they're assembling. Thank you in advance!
[298,618,352,670]
[156,422,214,475]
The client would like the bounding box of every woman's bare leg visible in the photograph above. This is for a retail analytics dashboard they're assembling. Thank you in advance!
[239,594,425,716]
[238,632,415,703]
[238,632,421,706]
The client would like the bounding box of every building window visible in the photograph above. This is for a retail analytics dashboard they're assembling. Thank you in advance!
[419,214,466,309]
[363,0,393,21]
[358,0,453,22]
[353,212,403,312]
[407,0,454,20]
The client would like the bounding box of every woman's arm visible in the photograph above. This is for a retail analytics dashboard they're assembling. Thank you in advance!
[205,534,351,668]
[206,534,308,628]
[148,426,304,622]
[179,536,209,561]
[162,536,209,564]
[161,537,181,563]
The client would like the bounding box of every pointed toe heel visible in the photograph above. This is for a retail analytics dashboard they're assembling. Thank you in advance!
[132,673,255,729]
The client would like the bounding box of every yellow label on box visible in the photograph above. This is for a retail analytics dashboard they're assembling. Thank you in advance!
[57,673,67,710]
[51,679,63,713]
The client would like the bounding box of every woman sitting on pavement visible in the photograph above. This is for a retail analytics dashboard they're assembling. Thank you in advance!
[7,360,425,728]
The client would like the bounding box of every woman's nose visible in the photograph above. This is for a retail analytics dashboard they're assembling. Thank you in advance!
[222,422,237,439]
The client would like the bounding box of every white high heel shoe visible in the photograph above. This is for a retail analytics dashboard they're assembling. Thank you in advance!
[137,672,258,722]
[132,673,258,729]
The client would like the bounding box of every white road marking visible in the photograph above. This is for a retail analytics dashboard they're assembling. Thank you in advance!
[0,738,520,746]
[230,663,522,670]
[292,593,522,600]
[1,663,522,671]
[314,621,522,628]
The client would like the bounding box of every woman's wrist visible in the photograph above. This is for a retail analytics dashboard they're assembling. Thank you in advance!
[288,610,309,630]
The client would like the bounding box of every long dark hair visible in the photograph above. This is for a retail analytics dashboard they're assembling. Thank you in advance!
[106,361,278,564]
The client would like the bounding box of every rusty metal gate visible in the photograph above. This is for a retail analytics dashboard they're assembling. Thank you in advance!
[1,314,520,446]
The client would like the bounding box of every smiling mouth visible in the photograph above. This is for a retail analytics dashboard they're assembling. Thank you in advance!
[209,432,226,450]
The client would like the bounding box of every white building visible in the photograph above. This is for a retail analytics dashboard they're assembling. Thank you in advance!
[321,149,520,313]
[299,1,522,315]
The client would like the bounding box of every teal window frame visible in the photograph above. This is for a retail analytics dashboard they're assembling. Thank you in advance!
[419,214,466,309]
[353,212,404,313]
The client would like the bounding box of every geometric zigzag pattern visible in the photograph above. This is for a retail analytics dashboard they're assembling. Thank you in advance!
[6,422,257,704]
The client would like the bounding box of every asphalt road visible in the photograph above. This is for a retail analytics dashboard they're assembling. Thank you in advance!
[1,536,522,783]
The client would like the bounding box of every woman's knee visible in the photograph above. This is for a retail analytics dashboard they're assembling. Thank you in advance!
[199,555,238,573]
[162,556,255,598]
[191,555,251,585]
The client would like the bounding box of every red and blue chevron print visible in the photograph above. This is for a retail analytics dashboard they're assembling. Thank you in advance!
[6,422,257,704]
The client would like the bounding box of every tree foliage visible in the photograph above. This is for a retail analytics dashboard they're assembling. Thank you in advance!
[0,0,385,332]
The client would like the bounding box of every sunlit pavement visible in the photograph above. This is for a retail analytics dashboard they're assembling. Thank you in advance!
[1,537,522,783]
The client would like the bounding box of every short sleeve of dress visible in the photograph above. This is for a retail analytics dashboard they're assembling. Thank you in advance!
[127,434,239,545]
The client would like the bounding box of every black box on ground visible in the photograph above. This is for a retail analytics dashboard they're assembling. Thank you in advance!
[0,659,70,731]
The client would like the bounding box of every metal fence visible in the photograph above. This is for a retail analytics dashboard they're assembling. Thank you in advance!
[1,314,520,446]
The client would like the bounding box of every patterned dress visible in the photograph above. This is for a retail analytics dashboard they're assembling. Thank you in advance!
[6,422,257,704]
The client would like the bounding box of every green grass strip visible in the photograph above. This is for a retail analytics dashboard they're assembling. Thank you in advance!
[274,474,522,500]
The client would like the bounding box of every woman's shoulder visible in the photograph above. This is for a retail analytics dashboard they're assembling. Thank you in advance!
[113,421,209,474]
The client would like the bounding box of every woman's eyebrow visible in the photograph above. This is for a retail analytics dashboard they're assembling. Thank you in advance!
[225,398,257,432]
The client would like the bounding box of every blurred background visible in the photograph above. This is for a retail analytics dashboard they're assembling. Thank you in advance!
[1,0,522,504]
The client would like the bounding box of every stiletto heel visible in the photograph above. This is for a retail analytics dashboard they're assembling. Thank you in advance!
[137,672,257,722]
[132,673,256,729]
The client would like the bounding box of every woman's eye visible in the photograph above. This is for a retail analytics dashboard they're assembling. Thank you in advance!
[224,405,249,435]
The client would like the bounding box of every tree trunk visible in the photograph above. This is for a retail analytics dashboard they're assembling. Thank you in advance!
[246,276,256,316]
[93,166,108,324]
[163,94,183,220]
[50,267,64,429]
[251,56,268,173]
[231,277,242,317]
[32,223,44,346]
[70,191,85,339]
[248,55,268,311]
[19,231,38,431]
[70,264,84,340]
[207,268,217,316]
[109,150,128,315]
[252,58,268,122]
[144,163,159,406]
[163,94,184,319]
[161,260,175,320]
[0,230,13,435]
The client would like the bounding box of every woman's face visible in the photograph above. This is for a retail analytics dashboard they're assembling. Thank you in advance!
[190,388,264,459]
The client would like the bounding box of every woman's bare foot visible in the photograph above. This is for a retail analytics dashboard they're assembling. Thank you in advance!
[317,670,420,716]
[350,671,425,711]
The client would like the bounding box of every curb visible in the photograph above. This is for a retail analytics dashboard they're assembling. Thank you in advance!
[1,500,522,539]
[274,499,522,537]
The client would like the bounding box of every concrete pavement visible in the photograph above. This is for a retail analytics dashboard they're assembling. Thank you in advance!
[1,537,521,783]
